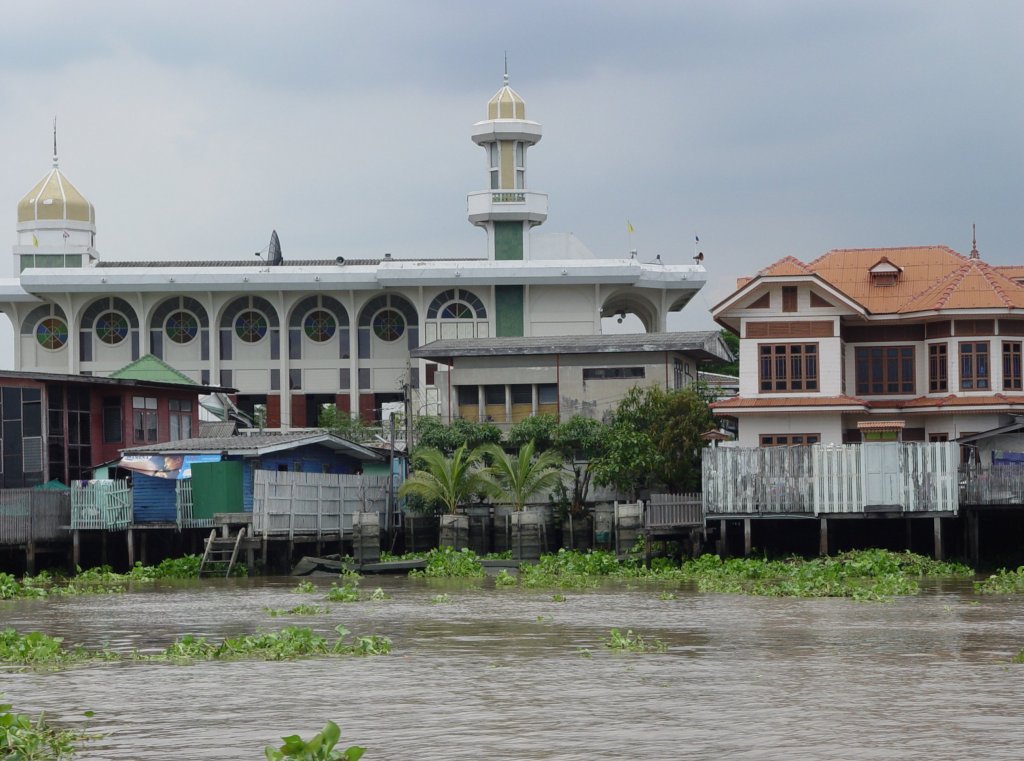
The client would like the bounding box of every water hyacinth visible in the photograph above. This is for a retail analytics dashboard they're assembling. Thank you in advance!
[408,547,484,578]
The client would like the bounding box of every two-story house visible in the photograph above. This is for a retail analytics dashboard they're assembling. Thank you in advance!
[710,243,1024,451]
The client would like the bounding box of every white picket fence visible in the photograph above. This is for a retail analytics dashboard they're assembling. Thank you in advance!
[252,471,390,539]
[703,443,960,515]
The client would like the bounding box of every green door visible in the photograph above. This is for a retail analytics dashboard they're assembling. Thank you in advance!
[190,461,243,519]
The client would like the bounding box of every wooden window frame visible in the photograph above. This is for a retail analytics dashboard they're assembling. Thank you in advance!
[959,341,990,391]
[758,343,819,393]
[759,433,820,446]
[854,345,915,395]
[928,344,948,392]
[1003,341,1022,391]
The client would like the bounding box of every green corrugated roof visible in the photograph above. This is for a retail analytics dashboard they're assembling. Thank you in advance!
[110,354,198,386]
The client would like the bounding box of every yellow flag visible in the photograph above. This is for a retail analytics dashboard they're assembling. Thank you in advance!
[32,234,38,247]
[627,221,635,234]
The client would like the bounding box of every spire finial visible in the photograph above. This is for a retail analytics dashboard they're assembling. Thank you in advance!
[503,52,509,86]
[970,223,979,259]
[52,116,58,168]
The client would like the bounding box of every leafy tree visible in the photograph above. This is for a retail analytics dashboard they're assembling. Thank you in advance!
[318,405,375,443]
[480,441,565,511]
[397,444,490,514]
[413,417,502,454]
[552,415,606,513]
[506,414,559,451]
[589,386,713,497]
[702,329,739,376]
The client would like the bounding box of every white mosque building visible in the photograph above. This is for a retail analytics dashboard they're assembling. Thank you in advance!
[0,77,711,429]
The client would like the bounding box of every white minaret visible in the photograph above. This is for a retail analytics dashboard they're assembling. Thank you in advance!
[14,123,98,275]
[467,71,547,260]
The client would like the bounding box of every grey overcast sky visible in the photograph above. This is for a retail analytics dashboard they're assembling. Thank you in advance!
[1,1,1022,332]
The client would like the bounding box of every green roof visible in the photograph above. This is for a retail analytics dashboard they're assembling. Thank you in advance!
[110,354,198,386]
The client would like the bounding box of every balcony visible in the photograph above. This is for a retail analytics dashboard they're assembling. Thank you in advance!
[467,190,548,226]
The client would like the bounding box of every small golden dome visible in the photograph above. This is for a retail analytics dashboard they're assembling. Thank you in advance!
[487,76,526,120]
[17,167,95,226]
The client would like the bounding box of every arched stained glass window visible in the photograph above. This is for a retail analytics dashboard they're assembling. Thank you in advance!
[96,311,129,345]
[372,309,405,342]
[303,310,336,342]
[37,317,68,350]
[235,310,269,343]
[166,311,199,344]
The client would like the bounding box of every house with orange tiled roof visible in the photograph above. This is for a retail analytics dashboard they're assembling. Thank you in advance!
[710,241,1024,449]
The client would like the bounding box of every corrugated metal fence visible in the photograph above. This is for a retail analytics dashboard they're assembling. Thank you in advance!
[0,489,71,545]
[646,493,703,528]
[703,443,959,515]
[252,471,390,539]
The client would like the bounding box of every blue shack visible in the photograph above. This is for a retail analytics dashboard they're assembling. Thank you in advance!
[120,430,384,523]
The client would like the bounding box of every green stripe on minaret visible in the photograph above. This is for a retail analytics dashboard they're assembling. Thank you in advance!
[494,222,523,260]
[495,285,524,337]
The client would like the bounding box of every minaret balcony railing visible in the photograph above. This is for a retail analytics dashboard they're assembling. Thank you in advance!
[467,189,548,225]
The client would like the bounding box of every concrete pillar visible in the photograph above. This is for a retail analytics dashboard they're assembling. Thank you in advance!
[819,518,829,556]
[933,517,944,561]
[72,530,80,569]
[743,518,752,557]
[126,528,135,567]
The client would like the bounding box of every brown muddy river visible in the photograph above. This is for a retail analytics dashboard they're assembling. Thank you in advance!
[2,575,1024,760]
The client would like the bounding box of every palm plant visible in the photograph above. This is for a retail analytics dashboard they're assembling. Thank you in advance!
[481,440,565,511]
[398,444,490,514]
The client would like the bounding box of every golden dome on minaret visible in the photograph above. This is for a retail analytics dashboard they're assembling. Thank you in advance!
[17,135,95,226]
[487,71,526,120]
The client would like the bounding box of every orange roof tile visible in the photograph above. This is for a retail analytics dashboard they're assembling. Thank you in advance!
[757,256,811,277]
[898,260,1024,313]
[741,246,1024,316]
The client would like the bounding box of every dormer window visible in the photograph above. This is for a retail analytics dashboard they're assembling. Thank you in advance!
[869,257,903,287]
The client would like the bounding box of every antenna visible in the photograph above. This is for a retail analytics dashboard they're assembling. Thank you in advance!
[504,52,509,85]
[970,223,979,259]
[52,116,58,168]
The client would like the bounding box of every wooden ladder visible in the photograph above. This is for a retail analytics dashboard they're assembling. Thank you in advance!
[198,527,247,578]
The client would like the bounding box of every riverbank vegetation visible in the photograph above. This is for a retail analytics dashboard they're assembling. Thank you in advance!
[403,548,971,601]
[0,556,246,602]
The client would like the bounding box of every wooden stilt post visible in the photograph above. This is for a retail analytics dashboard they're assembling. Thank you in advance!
[72,530,80,569]
[101,531,108,566]
[126,528,135,568]
[933,517,943,561]
[139,532,147,566]
[743,518,752,557]
[719,519,728,558]
[262,535,269,570]
[905,518,913,551]
[25,541,36,576]
[969,510,980,567]
[819,518,829,556]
